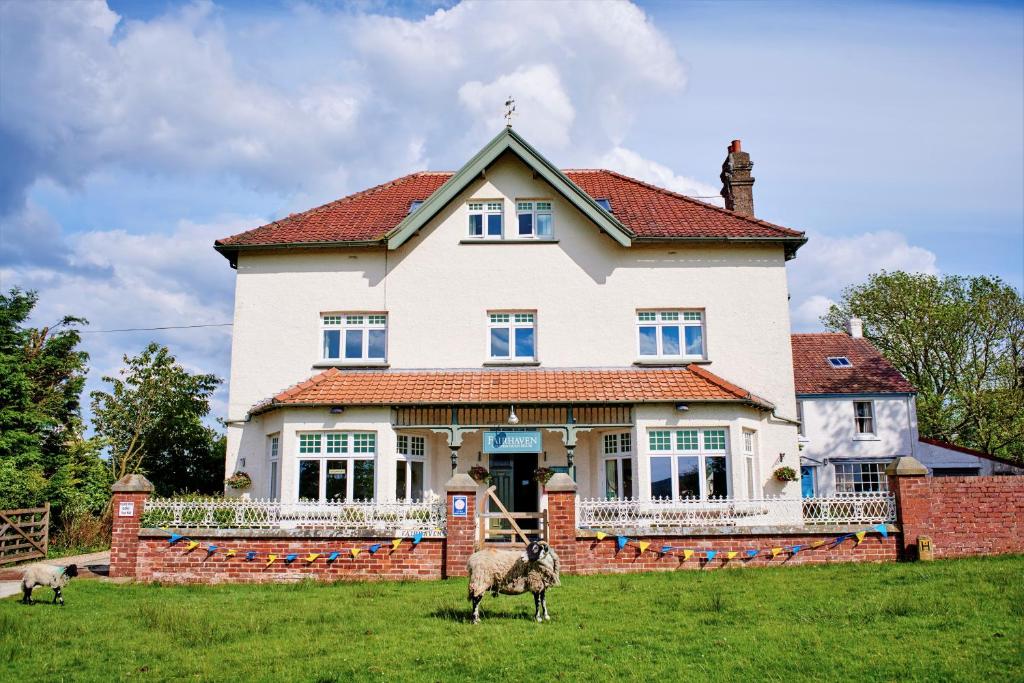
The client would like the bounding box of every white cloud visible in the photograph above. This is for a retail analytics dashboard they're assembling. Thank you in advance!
[788,231,940,330]
[596,147,722,201]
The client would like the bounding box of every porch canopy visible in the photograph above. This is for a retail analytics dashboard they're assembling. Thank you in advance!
[251,366,773,469]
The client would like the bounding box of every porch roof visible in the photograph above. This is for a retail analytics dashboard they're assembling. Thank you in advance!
[251,366,774,415]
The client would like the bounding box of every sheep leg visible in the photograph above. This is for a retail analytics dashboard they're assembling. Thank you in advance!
[541,589,550,621]
[471,595,483,624]
[22,586,33,605]
[54,587,63,606]
[533,592,542,622]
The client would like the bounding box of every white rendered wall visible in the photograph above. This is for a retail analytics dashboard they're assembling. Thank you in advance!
[223,152,801,490]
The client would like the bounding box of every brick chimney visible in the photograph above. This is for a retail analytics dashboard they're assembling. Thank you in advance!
[847,317,864,338]
[720,139,755,217]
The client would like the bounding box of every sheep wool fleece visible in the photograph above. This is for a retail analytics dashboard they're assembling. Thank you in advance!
[21,565,72,591]
[467,547,561,598]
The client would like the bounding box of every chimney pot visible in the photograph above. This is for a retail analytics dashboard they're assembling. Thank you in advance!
[847,317,864,338]
[729,139,742,153]
[720,139,755,217]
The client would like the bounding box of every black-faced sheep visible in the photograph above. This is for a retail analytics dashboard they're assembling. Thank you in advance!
[21,563,79,606]
[466,540,560,624]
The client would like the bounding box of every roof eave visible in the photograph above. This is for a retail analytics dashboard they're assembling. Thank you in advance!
[214,239,386,266]
[632,235,807,259]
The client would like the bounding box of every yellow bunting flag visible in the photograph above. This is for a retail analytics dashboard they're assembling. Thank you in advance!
[350,548,362,559]
[595,532,608,541]
[682,549,694,561]
[637,541,650,555]
[391,538,402,551]
[225,549,237,558]
[306,553,320,563]
[185,541,200,552]
[854,531,867,545]
[266,554,277,566]
[726,551,738,560]
[810,540,825,549]
[770,547,783,558]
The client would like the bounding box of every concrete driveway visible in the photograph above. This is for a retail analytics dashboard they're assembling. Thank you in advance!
[0,550,111,599]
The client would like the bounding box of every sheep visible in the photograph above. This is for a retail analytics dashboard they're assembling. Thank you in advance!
[466,540,560,624]
[21,563,79,606]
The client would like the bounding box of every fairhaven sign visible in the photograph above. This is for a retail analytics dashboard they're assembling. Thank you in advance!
[482,431,542,453]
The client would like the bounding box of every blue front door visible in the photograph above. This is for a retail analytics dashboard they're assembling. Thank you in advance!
[801,466,816,498]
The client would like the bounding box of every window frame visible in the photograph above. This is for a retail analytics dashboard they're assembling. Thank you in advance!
[742,429,758,499]
[395,434,427,501]
[515,199,554,239]
[853,400,876,436]
[600,431,635,500]
[828,356,853,368]
[834,461,889,495]
[295,431,377,502]
[320,313,388,363]
[635,309,706,360]
[268,434,280,501]
[646,427,731,500]
[486,310,537,361]
[468,200,504,239]
[796,400,806,438]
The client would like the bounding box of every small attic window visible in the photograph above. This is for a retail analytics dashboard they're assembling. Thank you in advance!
[828,356,852,368]
[595,198,612,212]
[408,200,424,214]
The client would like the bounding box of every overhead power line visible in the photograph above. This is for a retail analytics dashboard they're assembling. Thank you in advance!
[78,323,233,334]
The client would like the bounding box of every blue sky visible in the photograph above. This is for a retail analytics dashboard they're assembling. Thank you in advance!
[1,0,1021,424]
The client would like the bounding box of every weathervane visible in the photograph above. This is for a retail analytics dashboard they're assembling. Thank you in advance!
[504,96,516,127]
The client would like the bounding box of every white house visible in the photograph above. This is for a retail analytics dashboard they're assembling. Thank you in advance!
[214,128,810,514]
[793,321,1023,497]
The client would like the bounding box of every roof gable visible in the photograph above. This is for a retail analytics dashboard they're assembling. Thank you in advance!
[386,127,633,249]
[791,333,915,395]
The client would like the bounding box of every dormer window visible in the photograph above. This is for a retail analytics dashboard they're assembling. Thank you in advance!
[468,201,503,238]
[828,356,852,368]
[516,200,553,238]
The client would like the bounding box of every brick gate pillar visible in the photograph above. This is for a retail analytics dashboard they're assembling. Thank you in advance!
[109,474,154,578]
[544,473,578,574]
[444,473,479,578]
[886,456,931,561]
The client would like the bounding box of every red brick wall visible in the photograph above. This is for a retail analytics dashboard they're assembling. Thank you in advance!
[444,489,476,578]
[545,489,578,572]
[110,491,148,578]
[890,475,1024,559]
[136,535,443,583]
[573,532,899,574]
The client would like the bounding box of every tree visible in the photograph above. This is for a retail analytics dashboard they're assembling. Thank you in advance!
[0,288,109,527]
[824,271,1024,462]
[90,343,223,495]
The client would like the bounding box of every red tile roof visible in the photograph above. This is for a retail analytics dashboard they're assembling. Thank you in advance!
[791,333,915,395]
[215,169,804,250]
[252,365,773,414]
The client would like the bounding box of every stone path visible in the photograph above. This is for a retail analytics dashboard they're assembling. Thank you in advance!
[0,550,112,599]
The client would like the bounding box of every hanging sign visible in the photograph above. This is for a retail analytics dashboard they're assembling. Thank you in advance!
[483,431,542,453]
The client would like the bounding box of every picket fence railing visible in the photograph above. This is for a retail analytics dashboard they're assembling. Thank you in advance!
[142,497,446,537]
[577,494,896,533]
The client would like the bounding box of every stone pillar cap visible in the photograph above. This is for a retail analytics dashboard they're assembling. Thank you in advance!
[885,456,929,477]
[544,472,577,492]
[445,473,479,492]
[112,473,155,493]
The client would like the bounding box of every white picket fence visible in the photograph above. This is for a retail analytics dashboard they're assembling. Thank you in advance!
[142,497,447,537]
[577,494,895,532]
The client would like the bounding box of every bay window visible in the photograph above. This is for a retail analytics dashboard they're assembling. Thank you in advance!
[601,432,634,499]
[488,311,536,361]
[297,432,376,501]
[637,310,705,360]
[468,201,503,238]
[395,435,426,501]
[648,428,729,500]
[322,314,387,362]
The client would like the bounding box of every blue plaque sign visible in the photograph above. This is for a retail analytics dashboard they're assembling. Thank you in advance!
[452,495,468,518]
[483,430,542,453]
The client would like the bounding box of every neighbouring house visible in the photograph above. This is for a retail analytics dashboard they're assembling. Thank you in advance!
[793,321,1023,497]
[213,128,809,516]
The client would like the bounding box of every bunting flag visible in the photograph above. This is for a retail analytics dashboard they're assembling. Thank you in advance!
[266,554,277,566]
[285,553,298,563]
[770,547,783,558]
[168,534,183,544]
[206,545,218,554]
[660,545,672,555]
[327,551,340,562]
[391,539,402,551]
[854,531,867,545]
[246,551,256,561]
[791,545,802,555]
[746,549,759,558]
[705,550,717,561]
[683,549,694,561]
[637,541,651,555]
[368,544,382,554]
[185,541,200,552]
[595,532,608,541]
[412,533,423,545]
[305,553,320,563]
[873,523,889,538]
[810,540,826,549]
[350,548,362,559]
[616,536,629,551]
[725,551,738,560]
[225,549,236,558]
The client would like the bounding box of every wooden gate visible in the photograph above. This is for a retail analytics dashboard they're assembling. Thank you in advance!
[0,504,49,565]
[478,486,547,546]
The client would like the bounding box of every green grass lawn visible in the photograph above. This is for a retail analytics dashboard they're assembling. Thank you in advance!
[2,556,1022,682]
